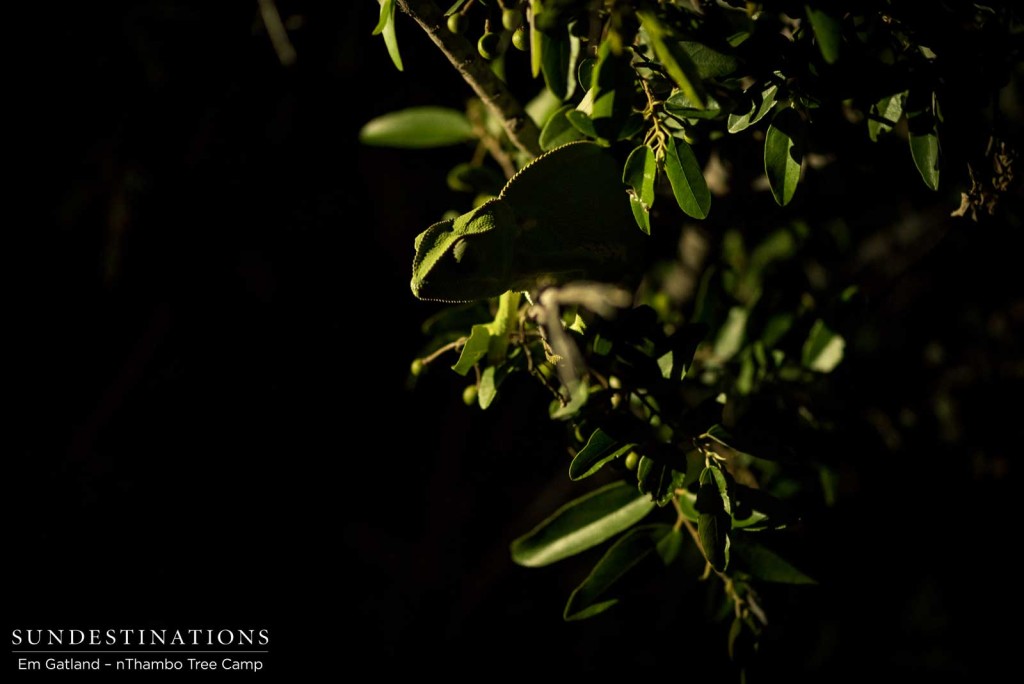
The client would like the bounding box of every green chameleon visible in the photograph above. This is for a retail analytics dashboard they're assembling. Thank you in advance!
[410,141,644,302]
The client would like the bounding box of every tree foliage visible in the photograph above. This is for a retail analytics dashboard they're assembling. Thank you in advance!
[364,0,1020,676]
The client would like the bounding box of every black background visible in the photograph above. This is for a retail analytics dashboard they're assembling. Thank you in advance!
[8,2,1019,680]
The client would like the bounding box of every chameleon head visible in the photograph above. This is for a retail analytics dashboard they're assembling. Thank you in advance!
[410,199,516,302]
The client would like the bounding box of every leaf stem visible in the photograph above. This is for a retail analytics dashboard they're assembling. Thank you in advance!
[395,0,542,157]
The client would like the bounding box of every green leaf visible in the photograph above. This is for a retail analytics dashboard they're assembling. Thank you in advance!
[372,0,392,35]
[907,90,940,190]
[443,0,469,17]
[637,10,706,109]
[478,362,513,409]
[510,481,657,567]
[570,429,635,481]
[664,138,711,219]
[565,110,598,138]
[563,524,673,621]
[727,83,778,133]
[733,538,816,584]
[805,6,841,64]
[764,107,804,206]
[713,306,748,361]
[629,196,650,235]
[656,528,683,564]
[802,319,845,372]
[529,0,543,77]
[698,512,731,571]
[675,488,699,522]
[623,145,657,207]
[679,41,740,79]
[664,91,722,120]
[525,88,563,129]
[589,39,636,141]
[695,466,732,570]
[375,0,403,72]
[540,28,576,100]
[696,465,731,516]
[867,92,904,141]
[623,144,656,234]
[658,323,707,381]
[550,379,589,419]
[359,107,475,148]
[451,324,491,375]
[637,457,686,506]
[539,105,586,150]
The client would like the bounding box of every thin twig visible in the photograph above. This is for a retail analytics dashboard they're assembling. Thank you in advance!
[396,0,542,156]
[257,0,297,65]
[420,337,469,365]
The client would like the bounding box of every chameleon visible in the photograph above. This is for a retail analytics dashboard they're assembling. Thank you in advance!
[410,141,644,302]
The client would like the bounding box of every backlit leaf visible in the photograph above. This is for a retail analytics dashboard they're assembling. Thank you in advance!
[664,138,710,219]
[360,107,475,148]
[570,429,635,481]
[563,524,673,620]
[511,481,656,567]
[764,107,804,206]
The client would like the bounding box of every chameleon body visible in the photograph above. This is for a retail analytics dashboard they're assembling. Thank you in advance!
[411,141,642,302]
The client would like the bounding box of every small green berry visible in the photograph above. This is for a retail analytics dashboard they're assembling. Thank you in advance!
[624,450,640,471]
[511,26,528,52]
[462,384,479,406]
[410,359,425,377]
[478,32,501,60]
[447,13,465,34]
[502,8,523,31]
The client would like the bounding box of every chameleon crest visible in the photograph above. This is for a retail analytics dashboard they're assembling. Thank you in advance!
[410,141,642,302]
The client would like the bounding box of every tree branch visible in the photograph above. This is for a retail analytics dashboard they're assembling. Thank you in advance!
[395,0,542,157]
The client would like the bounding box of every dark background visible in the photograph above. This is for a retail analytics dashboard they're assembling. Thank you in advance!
[8,2,1018,680]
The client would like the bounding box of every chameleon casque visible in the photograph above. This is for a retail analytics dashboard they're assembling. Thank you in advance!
[410,141,644,302]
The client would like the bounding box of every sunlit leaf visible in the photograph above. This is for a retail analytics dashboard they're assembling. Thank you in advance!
[540,105,587,150]
[665,91,722,120]
[444,0,469,16]
[478,362,514,409]
[714,306,748,361]
[451,324,491,375]
[529,0,543,77]
[563,524,673,620]
[727,83,778,133]
[629,195,651,235]
[565,110,598,138]
[907,90,940,190]
[375,0,403,72]
[511,481,656,567]
[550,379,589,419]
[867,92,904,141]
[525,88,563,129]
[805,6,841,64]
[360,107,475,148]
[764,107,804,206]
[802,319,845,372]
[570,429,635,481]
[623,145,657,207]
[664,138,710,219]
